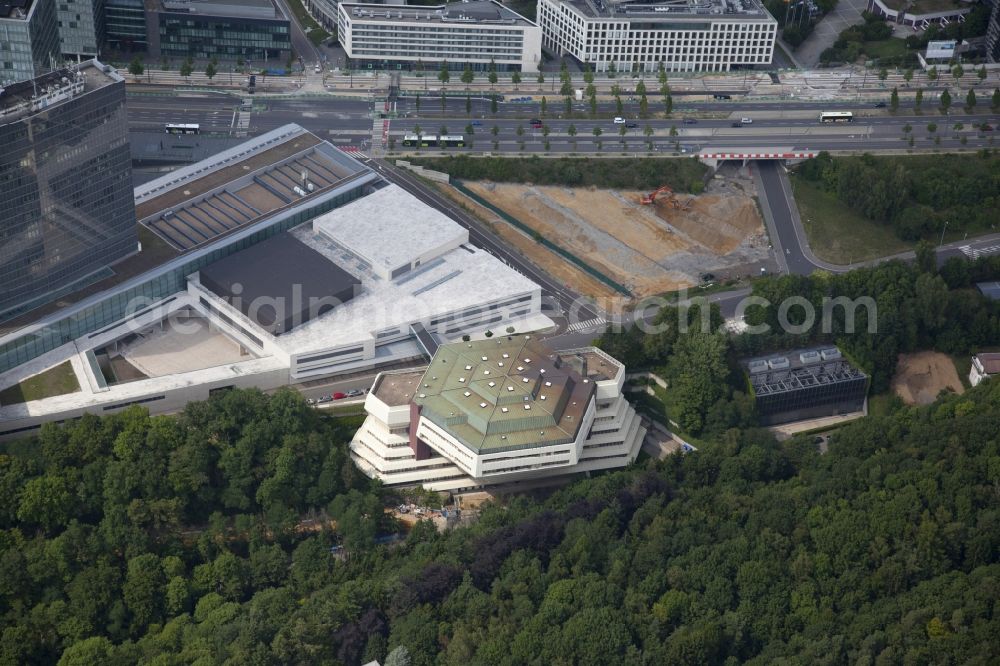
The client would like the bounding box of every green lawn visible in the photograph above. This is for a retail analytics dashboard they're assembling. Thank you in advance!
[791,176,912,265]
[864,38,909,62]
[0,361,80,405]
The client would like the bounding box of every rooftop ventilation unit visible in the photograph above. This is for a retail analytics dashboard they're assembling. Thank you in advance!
[768,357,790,370]
[821,348,841,361]
[799,351,821,365]
[747,359,768,374]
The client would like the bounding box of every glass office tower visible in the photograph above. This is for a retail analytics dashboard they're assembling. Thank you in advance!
[0,0,61,85]
[0,60,137,320]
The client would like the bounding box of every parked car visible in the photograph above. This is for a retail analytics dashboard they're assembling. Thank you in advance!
[332,392,347,400]
[317,394,333,404]
[346,389,363,397]
[683,117,698,124]
[613,116,626,124]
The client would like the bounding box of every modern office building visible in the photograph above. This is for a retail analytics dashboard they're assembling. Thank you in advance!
[744,347,868,425]
[350,338,646,491]
[0,59,136,322]
[56,0,104,57]
[0,0,60,84]
[987,0,1000,64]
[0,126,549,439]
[337,1,542,72]
[304,0,338,32]
[104,0,147,51]
[144,0,291,62]
[537,0,777,73]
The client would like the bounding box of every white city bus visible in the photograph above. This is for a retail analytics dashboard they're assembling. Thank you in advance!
[165,123,201,134]
[819,111,853,123]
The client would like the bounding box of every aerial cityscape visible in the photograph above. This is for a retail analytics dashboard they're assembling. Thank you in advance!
[0,0,999,662]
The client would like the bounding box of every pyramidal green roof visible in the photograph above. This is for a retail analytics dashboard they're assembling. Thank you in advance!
[413,336,596,453]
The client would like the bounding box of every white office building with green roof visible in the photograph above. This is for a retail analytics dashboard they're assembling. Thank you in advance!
[350,336,646,491]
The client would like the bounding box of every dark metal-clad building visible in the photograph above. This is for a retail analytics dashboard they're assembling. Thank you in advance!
[744,347,868,425]
[0,59,137,321]
[198,233,361,336]
[144,0,291,62]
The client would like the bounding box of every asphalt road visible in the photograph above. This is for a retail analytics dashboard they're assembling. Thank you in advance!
[126,92,999,155]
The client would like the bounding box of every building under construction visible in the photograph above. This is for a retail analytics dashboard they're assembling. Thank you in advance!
[744,346,868,425]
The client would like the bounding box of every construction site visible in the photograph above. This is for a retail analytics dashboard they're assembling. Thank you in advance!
[454,165,770,303]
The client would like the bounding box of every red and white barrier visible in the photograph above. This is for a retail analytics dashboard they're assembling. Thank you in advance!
[698,152,817,159]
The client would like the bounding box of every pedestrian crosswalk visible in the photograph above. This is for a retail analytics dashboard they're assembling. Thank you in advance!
[564,317,608,333]
[960,244,1000,260]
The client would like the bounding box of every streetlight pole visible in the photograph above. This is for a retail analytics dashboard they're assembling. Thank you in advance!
[939,219,949,246]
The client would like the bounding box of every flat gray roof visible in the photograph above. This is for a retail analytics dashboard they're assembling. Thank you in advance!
[342,0,536,26]
[563,0,772,21]
[1,60,121,118]
[312,183,468,277]
[154,0,282,20]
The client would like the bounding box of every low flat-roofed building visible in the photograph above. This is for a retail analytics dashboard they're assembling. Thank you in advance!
[538,0,777,73]
[969,352,1000,387]
[744,346,868,425]
[144,0,291,62]
[197,233,361,336]
[137,130,359,252]
[313,185,469,280]
[976,281,1000,301]
[351,338,645,491]
[338,0,542,72]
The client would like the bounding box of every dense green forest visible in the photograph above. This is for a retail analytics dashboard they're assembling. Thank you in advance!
[794,152,1000,240]
[2,377,999,664]
[3,253,1000,664]
[598,253,1000,436]
[407,156,709,192]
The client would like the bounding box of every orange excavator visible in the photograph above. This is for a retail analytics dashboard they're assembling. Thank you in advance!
[640,184,689,208]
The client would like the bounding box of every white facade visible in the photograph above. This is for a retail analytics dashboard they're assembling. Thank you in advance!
[537,0,777,73]
[337,1,542,71]
[350,346,646,492]
[969,353,1000,387]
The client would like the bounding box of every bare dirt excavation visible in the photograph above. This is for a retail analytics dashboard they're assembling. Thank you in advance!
[892,351,965,405]
[462,165,769,301]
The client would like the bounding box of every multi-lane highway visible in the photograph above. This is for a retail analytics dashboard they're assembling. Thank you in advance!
[123,87,1000,333]
[126,89,997,156]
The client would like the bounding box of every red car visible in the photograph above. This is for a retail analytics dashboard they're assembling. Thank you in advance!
[332,392,347,400]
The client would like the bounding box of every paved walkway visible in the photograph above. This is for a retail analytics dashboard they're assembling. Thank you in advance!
[795,0,870,67]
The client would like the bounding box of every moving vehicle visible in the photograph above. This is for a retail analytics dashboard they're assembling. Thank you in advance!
[164,123,200,135]
[625,121,637,128]
[731,121,743,128]
[819,111,854,123]
[713,94,731,100]
[874,101,886,108]
[439,134,466,147]
[613,117,626,124]
[471,120,482,126]
[683,118,698,124]
[982,123,994,131]
[529,118,542,128]
[314,64,322,73]
[740,117,753,124]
